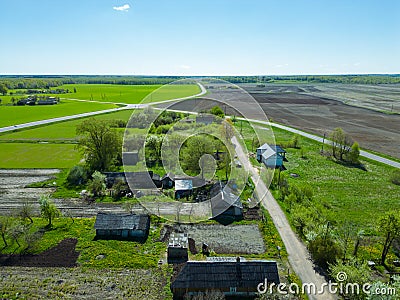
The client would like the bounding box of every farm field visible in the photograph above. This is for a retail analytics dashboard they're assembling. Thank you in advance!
[0,109,135,141]
[243,84,400,160]
[0,267,167,300]
[161,85,400,160]
[0,143,81,168]
[59,83,201,104]
[0,100,118,128]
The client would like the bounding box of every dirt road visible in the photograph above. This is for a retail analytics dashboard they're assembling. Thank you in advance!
[231,136,336,300]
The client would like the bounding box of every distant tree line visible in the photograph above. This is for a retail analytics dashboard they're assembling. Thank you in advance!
[1,74,400,91]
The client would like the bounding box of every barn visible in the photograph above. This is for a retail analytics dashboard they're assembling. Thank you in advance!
[94,213,150,241]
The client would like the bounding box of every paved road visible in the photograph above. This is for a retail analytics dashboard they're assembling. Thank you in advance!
[231,136,336,300]
[0,83,207,134]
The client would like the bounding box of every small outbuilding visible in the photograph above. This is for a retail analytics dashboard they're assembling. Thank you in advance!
[94,212,150,241]
[167,233,189,264]
[171,258,280,299]
[256,143,287,170]
[161,172,175,189]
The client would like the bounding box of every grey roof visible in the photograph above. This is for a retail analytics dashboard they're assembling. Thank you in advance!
[94,213,149,231]
[161,172,175,181]
[270,145,286,154]
[171,260,279,289]
[210,182,242,215]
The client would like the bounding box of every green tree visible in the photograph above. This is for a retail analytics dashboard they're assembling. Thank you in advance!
[87,171,106,198]
[347,142,360,164]
[308,235,342,268]
[77,119,122,172]
[330,127,352,161]
[18,201,34,224]
[329,259,371,300]
[180,135,215,176]
[38,195,60,228]
[378,211,400,265]
[66,165,88,186]
[209,106,225,118]
[0,216,11,247]
[0,83,7,96]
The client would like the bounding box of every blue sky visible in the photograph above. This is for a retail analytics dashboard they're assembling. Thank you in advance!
[0,0,399,75]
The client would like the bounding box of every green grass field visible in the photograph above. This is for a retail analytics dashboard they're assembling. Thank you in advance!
[237,121,400,230]
[0,143,81,168]
[0,110,136,141]
[0,100,118,128]
[59,83,200,104]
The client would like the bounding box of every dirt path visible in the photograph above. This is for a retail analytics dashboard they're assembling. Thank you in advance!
[231,136,336,300]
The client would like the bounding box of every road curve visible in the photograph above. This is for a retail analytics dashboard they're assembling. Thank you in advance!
[0,83,207,134]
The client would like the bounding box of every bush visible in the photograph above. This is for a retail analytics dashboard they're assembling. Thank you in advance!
[87,171,106,198]
[391,169,400,185]
[308,236,342,268]
[66,165,88,186]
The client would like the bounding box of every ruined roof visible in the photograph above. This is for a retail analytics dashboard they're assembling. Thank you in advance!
[94,213,149,231]
[171,260,279,289]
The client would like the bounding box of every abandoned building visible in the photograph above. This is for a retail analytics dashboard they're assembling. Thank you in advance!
[256,143,287,170]
[94,212,150,241]
[171,258,280,299]
[167,233,189,264]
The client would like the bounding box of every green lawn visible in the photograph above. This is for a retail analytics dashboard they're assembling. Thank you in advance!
[0,143,80,168]
[59,84,200,104]
[0,110,136,141]
[0,100,118,128]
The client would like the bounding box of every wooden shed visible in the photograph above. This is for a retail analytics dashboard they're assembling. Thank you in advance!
[167,233,189,264]
[94,213,150,241]
[171,258,280,299]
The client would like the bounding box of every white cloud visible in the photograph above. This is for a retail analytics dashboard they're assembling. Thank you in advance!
[179,65,191,69]
[113,4,130,11]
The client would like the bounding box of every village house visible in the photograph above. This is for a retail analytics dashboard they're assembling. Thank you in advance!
[171,258,280,299]
[210,182,243,225]
[256,143,287,170]
[94,212,150,241]
[175,179,193,199]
